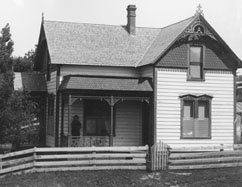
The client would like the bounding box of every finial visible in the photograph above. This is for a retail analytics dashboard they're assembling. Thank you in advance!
[42,12,44,23]
[195,4,204,16]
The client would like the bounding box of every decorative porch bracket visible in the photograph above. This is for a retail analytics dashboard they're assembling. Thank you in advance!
[104,96,120,146]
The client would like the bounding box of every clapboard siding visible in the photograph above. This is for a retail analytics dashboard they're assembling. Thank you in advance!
[60,65,140,78]
[47,71,57,93]
[156,68,234,147]
[140,66,153,78]
[46,97,56,147]
[114,101,143,146]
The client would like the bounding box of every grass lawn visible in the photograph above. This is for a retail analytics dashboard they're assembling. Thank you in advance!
[1,167,242,187]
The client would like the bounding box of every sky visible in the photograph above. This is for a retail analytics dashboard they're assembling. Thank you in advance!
[0,0,241,61]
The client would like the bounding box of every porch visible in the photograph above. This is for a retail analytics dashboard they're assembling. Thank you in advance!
[58,76,153,147]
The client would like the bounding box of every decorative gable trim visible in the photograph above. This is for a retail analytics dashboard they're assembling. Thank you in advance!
[180,15,216,42]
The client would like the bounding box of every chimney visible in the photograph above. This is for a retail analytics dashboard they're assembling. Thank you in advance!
[127,5,136,35]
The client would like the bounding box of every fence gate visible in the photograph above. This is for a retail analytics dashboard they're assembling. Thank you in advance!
[150,141,169,171]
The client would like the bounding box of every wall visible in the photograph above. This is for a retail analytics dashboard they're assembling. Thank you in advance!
[156,68,234,147]
[60,65,140,78]
[140,66,153,78]
[46,70,57,147]
[114,101,143,146]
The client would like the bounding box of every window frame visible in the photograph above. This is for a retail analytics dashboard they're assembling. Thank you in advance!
[187,45,205,81]
[180,95,212,139]
[83,100,115,136]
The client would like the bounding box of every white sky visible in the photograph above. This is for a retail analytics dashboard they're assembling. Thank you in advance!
[0,0,241,60]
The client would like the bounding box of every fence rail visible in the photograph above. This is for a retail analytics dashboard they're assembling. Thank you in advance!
[169,144,242,170]
[0,146,148,176]
[2,143,242,176]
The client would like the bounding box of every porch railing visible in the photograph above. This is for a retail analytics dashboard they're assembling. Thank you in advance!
[68,136,109,147]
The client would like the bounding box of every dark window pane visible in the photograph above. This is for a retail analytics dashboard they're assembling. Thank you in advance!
[190,46,202,62]
[84,100,111,136]
[190,64,202,79]
[86,118,97,135]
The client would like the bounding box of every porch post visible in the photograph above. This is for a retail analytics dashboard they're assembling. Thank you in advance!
[110,96,114,146]
[68,94,72,146]
[104,96,120,146]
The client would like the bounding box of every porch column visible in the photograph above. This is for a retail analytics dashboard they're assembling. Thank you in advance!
[105,96,120,146]
[68,94,72,145]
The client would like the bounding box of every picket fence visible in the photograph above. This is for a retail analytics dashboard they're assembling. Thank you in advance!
[150,141,169,171]
[0,146,148,177]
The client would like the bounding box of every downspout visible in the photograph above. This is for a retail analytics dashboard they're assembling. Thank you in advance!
[55,65,61,147]
[153,66,157,145]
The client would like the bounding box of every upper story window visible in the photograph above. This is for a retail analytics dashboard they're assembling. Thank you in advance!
[188,45,204,80]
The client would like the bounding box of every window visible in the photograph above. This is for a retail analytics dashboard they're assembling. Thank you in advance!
[180,95,212,138]
[47,95,55,136]
[188,46,204,80]
[84,100,113,136]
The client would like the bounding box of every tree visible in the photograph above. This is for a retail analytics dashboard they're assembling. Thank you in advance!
[0,24,38,147]
[0,24,13,73]
[12,48,36,72]
[0,24,14,109]
[0,90,37,145]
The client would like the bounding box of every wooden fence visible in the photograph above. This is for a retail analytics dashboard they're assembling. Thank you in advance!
[0,146,148,177]
[149,143,242,171]
[169,144,242,170]
[150,141,169,171]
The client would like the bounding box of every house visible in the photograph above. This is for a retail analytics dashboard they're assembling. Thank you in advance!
[34,5,241,148]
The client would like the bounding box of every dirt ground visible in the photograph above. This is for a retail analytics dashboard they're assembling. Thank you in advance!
[1,167,242,187]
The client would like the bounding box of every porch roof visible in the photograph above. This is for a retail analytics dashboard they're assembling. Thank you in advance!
[60,76,153,92]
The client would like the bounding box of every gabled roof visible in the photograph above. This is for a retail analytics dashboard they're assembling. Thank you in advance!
[37,13,241,68]
[21,73,47,92]
[43,21,160,67]
[14,72,47,92]
[40,16,195,68]
[60,76,153,92]
[138,16,194,66]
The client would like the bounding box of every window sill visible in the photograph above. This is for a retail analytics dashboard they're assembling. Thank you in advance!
[187,78,205,82]
[180,137,211,139]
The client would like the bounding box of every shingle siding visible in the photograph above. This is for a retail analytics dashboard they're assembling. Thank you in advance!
[156,43,235,70]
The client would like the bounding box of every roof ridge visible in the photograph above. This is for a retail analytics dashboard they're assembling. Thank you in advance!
[44,20,124,27]
[158,16,194,30]
[44,17,194,30]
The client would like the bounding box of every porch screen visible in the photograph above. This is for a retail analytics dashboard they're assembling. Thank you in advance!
[180,95,212,138]
[84,100,112,136]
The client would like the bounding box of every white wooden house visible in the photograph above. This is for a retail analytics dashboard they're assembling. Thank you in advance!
[34,5,241,148]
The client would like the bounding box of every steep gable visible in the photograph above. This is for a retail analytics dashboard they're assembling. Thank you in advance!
[137,16,195,67]
[154,14,241,70]
[35,13,241,69]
